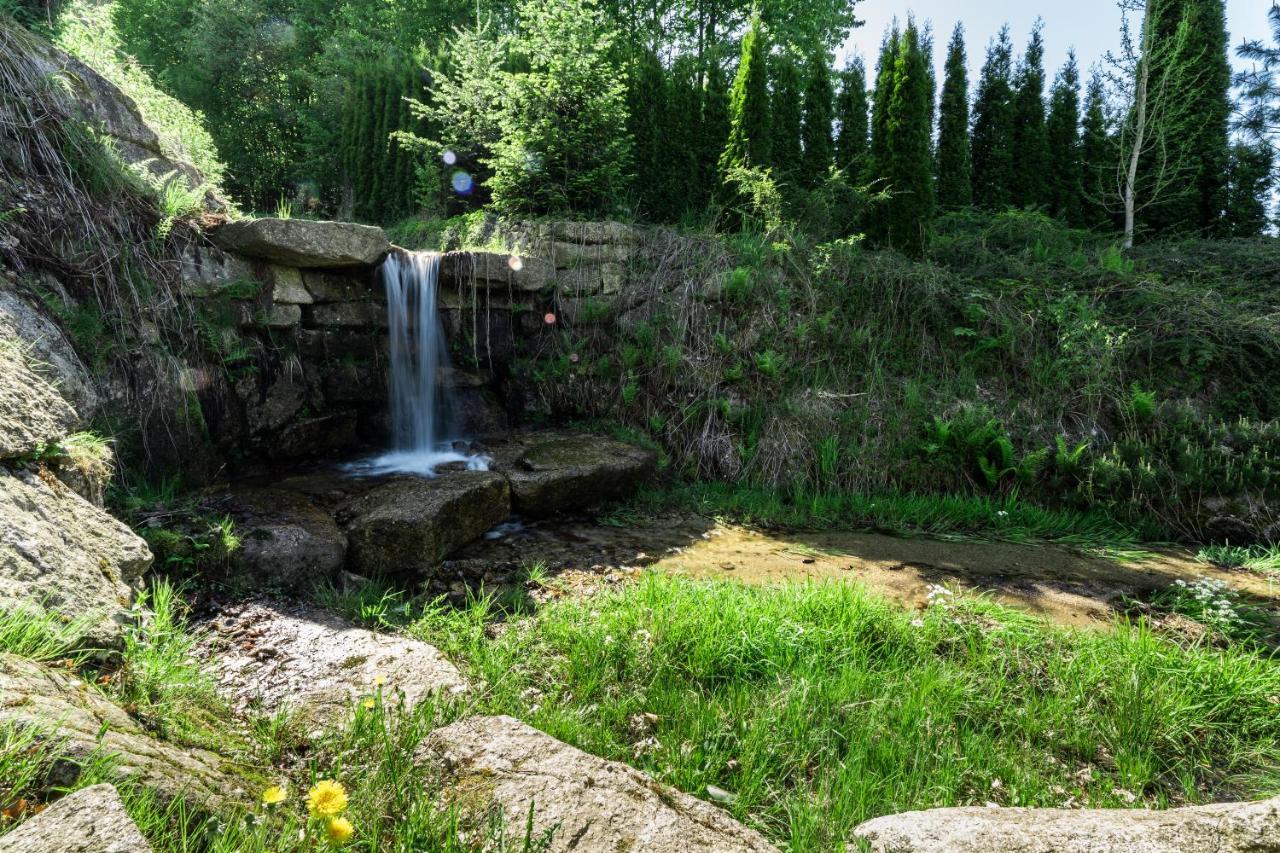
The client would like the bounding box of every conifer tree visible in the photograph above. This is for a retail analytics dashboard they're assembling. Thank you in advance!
[867,24,901,184]
[627,50,668,218]
[1046,51,1083,225]
[664,60,704,221]
[1010,21,1049,208]
[834,57,868,179]
[1079,68,1114,230]
[935,23,970,208]
[770,53,803,177]
[970,26,1015,209]
[1224,140,1274,237]
[882,20,935,255]
[800,52,835,186]
[701,61,731,200]
[1141,0,1232,235]
[720,15,771,180]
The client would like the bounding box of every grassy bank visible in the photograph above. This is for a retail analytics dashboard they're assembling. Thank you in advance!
[7,573,1274,850]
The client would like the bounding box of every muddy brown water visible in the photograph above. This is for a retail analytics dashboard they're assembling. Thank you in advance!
[449,516,1280,629]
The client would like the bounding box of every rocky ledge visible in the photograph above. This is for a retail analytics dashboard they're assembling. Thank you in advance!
[211,218,390,269]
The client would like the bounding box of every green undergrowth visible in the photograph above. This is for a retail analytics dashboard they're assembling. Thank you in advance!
[611,481,1153,552]
[4,575,1280,850]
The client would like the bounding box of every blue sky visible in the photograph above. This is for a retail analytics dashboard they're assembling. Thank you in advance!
[837,0,1270,81]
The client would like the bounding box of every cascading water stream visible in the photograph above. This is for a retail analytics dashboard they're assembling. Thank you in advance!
[353,250,487,476]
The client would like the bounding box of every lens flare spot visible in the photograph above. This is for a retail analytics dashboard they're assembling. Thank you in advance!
[543,312,557,325]
[451,171,474,195]
[508,255,523,271]
[441,150,457,165]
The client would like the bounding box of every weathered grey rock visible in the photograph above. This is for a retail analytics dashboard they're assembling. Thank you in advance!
[237,372,308,436]
[547,220,641,245]
[441,251,552,292]
[0,469,151,650]
[219,489,346,589]
[269,266,312,304]
[212,218,389,269]
[308,302,388,328]
[489,433,657,517]
[0,339,79,459]
[419,715,778,853]
[552,240,634,267]
[0,654,235,806]
[341,471,510,576]
[0,286,98,424]
[1,783,151,853]
[302,269,383,303]
[274,412,359,459]
[176,242,259,297]
[850,798,1280,852]
[196,599,466,719]
[246,303,302,329]
[297,328,385,362]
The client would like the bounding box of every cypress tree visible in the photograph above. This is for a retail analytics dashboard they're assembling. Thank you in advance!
[800,52,835,186]
[935,23,971,208]
[970,26,1015,209]
[1045,51,1083,225]
[867,24,901,185]
[627,50,668,219]
[1142,0,1232,235]
[701,61,731,201]
[883,20,935,255]
[834,57,868,179]
[770,53,802,177]
[664,60,703,221]
[720,15,771,180]
[1079,68,1114,231]
[1010,21,1049,208]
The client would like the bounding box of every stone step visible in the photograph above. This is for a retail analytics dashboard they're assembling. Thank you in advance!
[1,784,151,853]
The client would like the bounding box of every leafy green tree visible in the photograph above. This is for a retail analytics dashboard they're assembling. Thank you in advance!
[1046,52,1083,225]
[770,52,802,177]
[867,24,900,185]
[800,52,834,186]
[1224,140,1274,236]
[834,57,868,179]
[1010,21,1049,208]
[881,20,934,255]
[720,14,771,180]
[488,0,632,215]
[1079,67,1115,230]
[935,23,971,208]
[970,25,1015,209]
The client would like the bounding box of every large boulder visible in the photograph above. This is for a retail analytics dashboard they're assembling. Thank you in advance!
[419,715,779,853]
[0,469,151,650]
[1,783,151,853]
[488,433,657,517]
[0,285,98,425]
[0,654,237,807]
[212,218,390,269]
[851,798,1280,852]
[0,340,79,459]
[195,599,466,719]
[340,471,510,577]
[217,488,347,590]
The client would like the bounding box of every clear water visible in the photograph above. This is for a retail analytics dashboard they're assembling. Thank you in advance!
[349,251,489,477]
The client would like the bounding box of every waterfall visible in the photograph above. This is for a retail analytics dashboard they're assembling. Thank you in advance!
[355,250,487,476]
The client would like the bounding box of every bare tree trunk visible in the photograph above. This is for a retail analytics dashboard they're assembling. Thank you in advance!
[1123,55,1149,249]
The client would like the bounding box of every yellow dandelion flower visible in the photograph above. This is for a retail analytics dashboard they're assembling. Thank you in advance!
[362,698,375,710]
[325,816,354,843]
[306,780,348,817]
[372,674,386,687]
[261,785,287,805]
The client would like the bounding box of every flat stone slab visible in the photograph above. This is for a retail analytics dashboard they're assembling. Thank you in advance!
[214,487,347,590]
[212,218,389,268]
[851,798,1280,852]
[195,599,467,719]
[2,783,151,852]
[487,432,658,517]
[419,715,778,853]
[340,470,510,577]
[0,468,152,650]
[0,654,236,807]
[441,251,552,292]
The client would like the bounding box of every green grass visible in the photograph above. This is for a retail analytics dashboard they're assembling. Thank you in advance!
[6,575,1280,851]
[612,481,1153,550]
[0,603,95,662]
[1197,544,1280,576]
